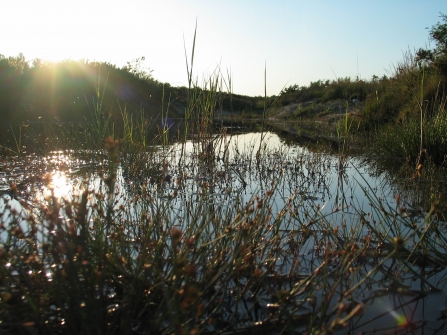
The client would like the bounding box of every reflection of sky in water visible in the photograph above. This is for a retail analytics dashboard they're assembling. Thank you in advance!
[216,131,395,231]
[149,131,402,247]
[0,131,444,333]
[0,132,414,243]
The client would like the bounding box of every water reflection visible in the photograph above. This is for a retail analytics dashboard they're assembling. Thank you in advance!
[0,131,433,247]
[0,128,445,334]
[42,171,72,199]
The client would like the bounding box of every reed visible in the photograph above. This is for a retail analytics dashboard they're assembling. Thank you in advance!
[371,93,447,166]
[1,119,445,334]
[1,28,447,335]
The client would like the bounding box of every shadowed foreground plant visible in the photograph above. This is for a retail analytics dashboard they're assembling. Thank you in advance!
[0,133,446,334]
[1,23,447,334]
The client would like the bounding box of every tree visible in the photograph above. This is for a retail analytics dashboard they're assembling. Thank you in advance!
[124,56,154,81]
[280,84,299,95]
[7,53,29,73]
[416,13,447,74]
[430,13,447,55]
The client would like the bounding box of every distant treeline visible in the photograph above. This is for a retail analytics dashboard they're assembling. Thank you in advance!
[0,55,161,145]
[276,13,447,125]
[0,54,268,147]
[1,13,446,147]
[276,67,445,125]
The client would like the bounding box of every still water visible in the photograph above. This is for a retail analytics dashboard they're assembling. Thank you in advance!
[1,127,446,334]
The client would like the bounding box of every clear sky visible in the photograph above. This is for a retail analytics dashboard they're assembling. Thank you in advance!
[1,0,446,96]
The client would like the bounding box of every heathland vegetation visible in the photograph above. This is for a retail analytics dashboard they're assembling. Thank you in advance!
[0,55,269,151]
[0,13,447,335]
[272,13,447,167]
[1,14,447,167]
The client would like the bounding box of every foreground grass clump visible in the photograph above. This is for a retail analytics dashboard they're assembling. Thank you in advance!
[1,19,447,332]
[1,129,447,334]
[370,95,447,166]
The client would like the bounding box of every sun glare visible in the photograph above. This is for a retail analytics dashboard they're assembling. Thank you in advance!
[3,0,132,64]
[43,171,72,199]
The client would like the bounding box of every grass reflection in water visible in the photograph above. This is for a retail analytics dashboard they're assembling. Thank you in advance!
[0,131,446,335]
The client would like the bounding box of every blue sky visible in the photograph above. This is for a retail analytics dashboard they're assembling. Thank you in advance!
[1,0,446,96]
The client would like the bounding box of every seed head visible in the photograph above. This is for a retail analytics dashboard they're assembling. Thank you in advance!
[171,228,182,242]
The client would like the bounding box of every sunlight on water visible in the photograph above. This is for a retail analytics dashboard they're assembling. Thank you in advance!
[0,129,445,334]
[42,171,72,199]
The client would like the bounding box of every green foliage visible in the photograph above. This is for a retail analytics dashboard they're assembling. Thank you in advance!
[278,77,374,108]
[416,12,447,75]
[2,18,447,331]
[371,95,447,165]
[123,56,154,81]
[0,55,174,150]
[0,53,270,151]
[1,123,446,333]
[280,83,299,95]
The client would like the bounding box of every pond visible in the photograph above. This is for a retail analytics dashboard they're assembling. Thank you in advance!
[0,124,446,334]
